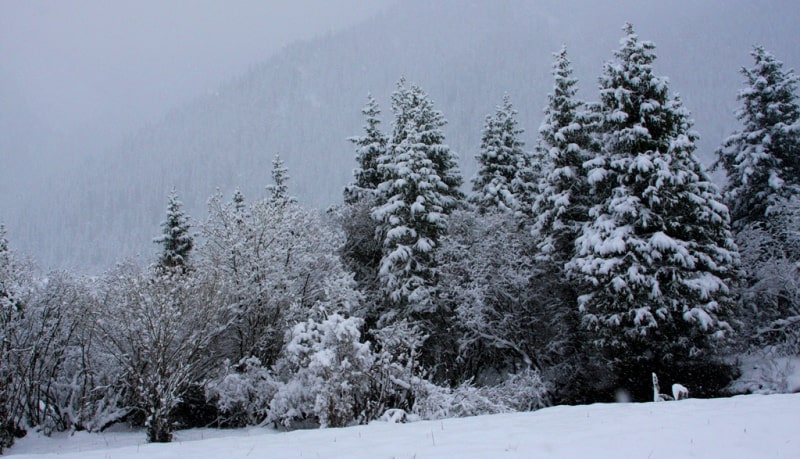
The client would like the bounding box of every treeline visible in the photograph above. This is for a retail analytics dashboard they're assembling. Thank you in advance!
[2,25,799,450]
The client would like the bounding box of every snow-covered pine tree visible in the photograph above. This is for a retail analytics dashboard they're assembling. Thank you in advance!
[0,224,14,452]
[715,48,800,349]
[345,94,388,204]
[340,95,389,325]
[0,225,7,257]
[532,46,595,262]
[470,95,527,214]
[232,187,247,219]
[522,47,606,402]
[715,46,800,231]
[154,189,193,272]
[0,226,9,304]
[267,153,293,204]
[568,24,738,369]
[373,79,463,320]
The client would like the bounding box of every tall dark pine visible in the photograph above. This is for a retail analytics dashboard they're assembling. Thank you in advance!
[341,96,388,322]
[372,79,463,320]
[715,46,800,231]
[568,25,738,372]
[345,94,388,204]
[0,225,8,300]
[470,95,527,214]
[716,47,800,347]
[0,224,12,453]
[267,153,292,204]
[532,46,594,261]
[154,189,193,272]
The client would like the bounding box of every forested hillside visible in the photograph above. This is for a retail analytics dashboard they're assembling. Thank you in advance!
[2,0,799,271]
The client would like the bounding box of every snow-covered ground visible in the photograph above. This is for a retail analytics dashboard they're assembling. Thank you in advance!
[7,393,799,458]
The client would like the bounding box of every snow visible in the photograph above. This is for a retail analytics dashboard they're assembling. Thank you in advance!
[7,394,800,458]
[729,354,800,395]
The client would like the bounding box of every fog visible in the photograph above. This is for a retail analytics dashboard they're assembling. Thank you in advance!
[0,0,392,185]
[1,0,799,271]
[1,0,391,132]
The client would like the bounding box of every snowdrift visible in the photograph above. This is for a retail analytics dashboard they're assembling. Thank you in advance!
[8,393,799,458]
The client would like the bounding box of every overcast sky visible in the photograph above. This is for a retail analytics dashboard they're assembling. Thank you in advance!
[0,0,393,135]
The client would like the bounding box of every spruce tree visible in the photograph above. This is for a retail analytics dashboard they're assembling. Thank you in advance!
[715,48,800,348]
[154,189,193,272]
[345,94,388,204]
[532,46,595,261]
[568,25,738,372]
[0,225,7,256]
[0,224,12,452]
[715,46,800,231]
[340,96,390,330]
[470,95,527,214]
[267,153,292,203]
[232,188,246,216]
[373,79,463,319]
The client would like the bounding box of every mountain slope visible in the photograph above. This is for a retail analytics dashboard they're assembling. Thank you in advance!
[6,0,800,271]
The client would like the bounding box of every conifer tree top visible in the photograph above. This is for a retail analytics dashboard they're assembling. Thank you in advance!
[569,25,737,363]
[0,224,7,255]
[531,46,593,259]
[345,93,388,203]
[372,78,463,312]
[596,23,684,157]
[268,153,293,203]
[538,46,582,145]
[715,46,800,229]
[154,188,193,272]
[470,94,526,213]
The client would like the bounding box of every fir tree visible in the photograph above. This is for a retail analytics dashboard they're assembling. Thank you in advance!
[532,46,595,261]
[232,187,247,217]
[0,225,7,256]
[715,46,800,231]
[345,94,388,204]
[568,24,738,369]
[154,189,194,272]
[0,224,12,452]
[267,153,292,203]
[340,96,389,330]
[470,95,527,214]
[373,79,463,319]
[715,48,800,348]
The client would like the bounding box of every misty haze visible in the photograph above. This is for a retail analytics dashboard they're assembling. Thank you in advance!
[1,0,797,271]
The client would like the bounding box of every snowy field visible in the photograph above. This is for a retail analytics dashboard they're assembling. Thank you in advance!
[7,393,799,458]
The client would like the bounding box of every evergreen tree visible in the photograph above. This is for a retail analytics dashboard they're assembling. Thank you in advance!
[0,225,7,256]
[345,94,388,204]
[715,47,800,231]
[154,189,194,272]
[532,46,595,261]
[525,47,605,402]
[715,48,800,349]
[0,224,13,452]
[470,95,527,213]
[340,95,388,322]
[232,187,247,217]
[568,25,738,373]
[373,79,463,320]
[267,153,292,203]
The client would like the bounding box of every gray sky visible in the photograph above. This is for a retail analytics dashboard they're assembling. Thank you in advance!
[0,0,392,135]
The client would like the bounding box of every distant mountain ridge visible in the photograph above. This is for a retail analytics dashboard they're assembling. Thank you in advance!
[6,0,800,271]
